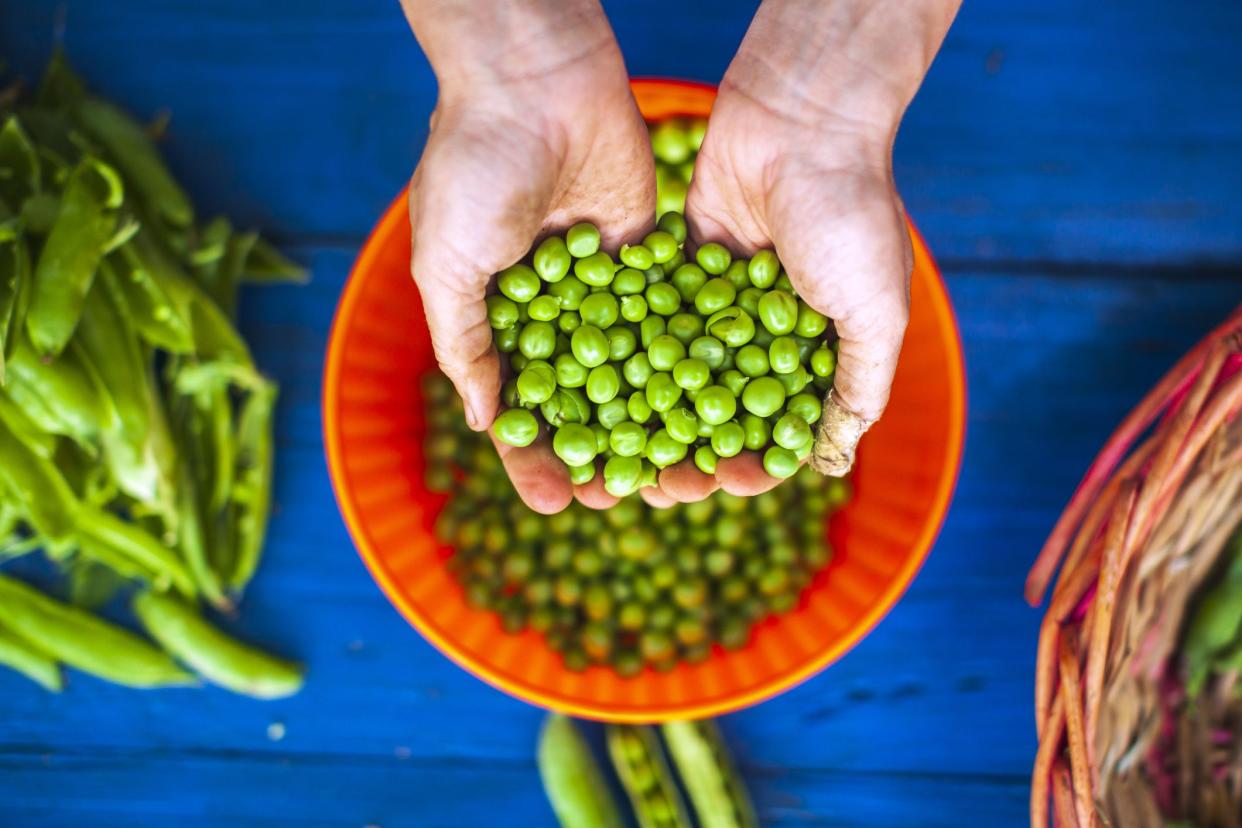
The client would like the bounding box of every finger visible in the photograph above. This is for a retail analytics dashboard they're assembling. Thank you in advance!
[575,473,621,510]
[409,187,503,432]
[639,486,678,509]
[657,461,718,503]
[490,433,574,515]
[715,452,783,497]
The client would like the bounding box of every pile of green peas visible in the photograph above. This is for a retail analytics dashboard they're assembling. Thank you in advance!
[423,374,850,675]
[649,116,706,215]
[488,210,839,494]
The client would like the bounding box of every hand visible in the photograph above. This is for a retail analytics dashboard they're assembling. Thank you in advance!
[407,32,654,514]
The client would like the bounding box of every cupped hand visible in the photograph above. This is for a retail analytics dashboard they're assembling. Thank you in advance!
[663,80,912,501]
[409,54,655,514]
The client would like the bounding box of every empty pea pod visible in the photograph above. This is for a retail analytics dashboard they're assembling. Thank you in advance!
[538,714,625,828]
[660,720,758,828]
[132,589,302,699]
[0,573,195,688]
[606,724,693,828]
[228,381,277,593]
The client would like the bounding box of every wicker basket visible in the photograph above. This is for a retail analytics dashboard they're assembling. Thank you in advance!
[1026,305,1242,827]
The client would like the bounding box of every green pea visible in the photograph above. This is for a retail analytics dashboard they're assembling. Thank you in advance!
[697,417,716,438]
[692,445,718,475]
[662,314,699,346]
[611,267,647,296]
[517,362,557,405]
[671,264,707,304]
[591,423,611,454]
[787,392,822,424]
[736,286,764,318]
[566,222,601,258]
[705,307,755,347]
[574,251,615,287]
[741,413,770,450]
[769,335,801,374]
[510,353,529,372]
[722,259,750,291]
[775,272,794,292]
[664,248,687,273]
[607,326,638,361]
[516,320,556,359]
[665,408,699,444]
[532,236,571,282]
[694,385,737,425]
[650,119,691,164]
[748,250,780,288]
[622,352,654,389]
[647,335,686,371]
[643,231,679,264]
[695,242,732,275]
[777,364,810,394]
[501,379,521,408]
[645,428,687,468]
[672,358,710,391]
[554,352,588,388]
[795,301,828,337]
[794,438,814,462]
[735,344,770,377]
[741,375,786,417]
[750,326,774,349]
[645,282,681,316]
[620,295,648,322]
[657,179,687,216]
[579,293,619,329]
[542,388,590,426]
[763,445,799,478]
[685,335,723,370]
[772,412,813,451]
[718,369,749,396]
[586,364,620,404]
[551,423,596,467]
[640,315,667,349]
[547,276,588,311]
[757,289,798,335]
[571,325,609,368]
[810,346,836,377]
[595,398,629,430]
[656,211,687,243]
[615,243,652,270]
[645,372,682,413]
[608,421,647,457]
[494,325,519,353]
[497,264,541,302]
[524,294,560,322]
[627,391,653,424]
[493,408,538,447]
[710,421,745,458]
[486,295,519,329]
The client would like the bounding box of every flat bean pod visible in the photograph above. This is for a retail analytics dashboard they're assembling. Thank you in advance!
[132,590,302,699]
[0,573,194,688]
[538,715,625,828]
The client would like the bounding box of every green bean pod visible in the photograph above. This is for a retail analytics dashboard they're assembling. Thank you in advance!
[538,714,625,828]
[0,622,62,691]
[227,381,276,592]
[73,96,194,229]
[131,589,303,699]
[660,720,758,828]
[606,724,693,828]
[0,573,194,688]
[26,156,122,356]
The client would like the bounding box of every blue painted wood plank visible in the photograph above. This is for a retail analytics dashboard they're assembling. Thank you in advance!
[0,0,1239,264]
[0,751,1028,827]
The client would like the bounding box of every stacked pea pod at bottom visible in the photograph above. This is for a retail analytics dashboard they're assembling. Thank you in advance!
[0,52,304,697]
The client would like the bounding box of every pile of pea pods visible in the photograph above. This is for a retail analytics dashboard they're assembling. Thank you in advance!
[0,53,303,697]
[424,374,849,674]
[540,713,758,828]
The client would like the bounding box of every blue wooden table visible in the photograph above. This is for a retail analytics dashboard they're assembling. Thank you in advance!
[1,2,1239,825]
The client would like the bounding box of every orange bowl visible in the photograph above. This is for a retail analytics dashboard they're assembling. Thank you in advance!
[324,79,966,722]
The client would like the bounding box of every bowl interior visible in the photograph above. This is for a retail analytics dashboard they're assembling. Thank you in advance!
[324,80,966,722]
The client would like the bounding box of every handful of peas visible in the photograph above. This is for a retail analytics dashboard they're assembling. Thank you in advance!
[489,210,838,495]
[424,374,849,674]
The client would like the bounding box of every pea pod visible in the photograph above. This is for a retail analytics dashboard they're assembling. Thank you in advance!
[1184,531,1242,695]
[538,714,625,828]
[76,503,195,597]
[131,589,303,699]
[227,381,276,592]
[0,414,79,544]
[26,156,122,355]
[72,96,194,229]
[4,333,107,446]
[606,725,693,828]
[0,622,62,691]
[0,387,56,458]
[660,720,758,828]
[36,50,86,110]
[0,573,194,688]
[175,453,229,610]
[240,236,306,284]
[0,116,41,206]
[0,233,31,375]
[110,236,195,353]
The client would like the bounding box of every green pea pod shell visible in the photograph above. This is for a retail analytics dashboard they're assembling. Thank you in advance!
[660,720,758,828]
[606,724,693,828]
[0,573,194,688]
[0,623,62,691]
[0,234,30,378]
[132,590,303,699]
[0,414,79,544]
[538,714,626,828]
[228,381,276,592]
